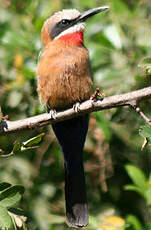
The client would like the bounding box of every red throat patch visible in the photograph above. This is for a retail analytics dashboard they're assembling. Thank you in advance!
[59,31,84,45]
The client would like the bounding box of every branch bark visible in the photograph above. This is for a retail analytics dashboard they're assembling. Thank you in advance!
[0,86,151,135]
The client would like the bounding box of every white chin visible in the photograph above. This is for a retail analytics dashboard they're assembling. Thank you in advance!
[55,22,85,40]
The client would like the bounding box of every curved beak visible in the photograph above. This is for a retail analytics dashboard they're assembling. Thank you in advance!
[76,6,109,23]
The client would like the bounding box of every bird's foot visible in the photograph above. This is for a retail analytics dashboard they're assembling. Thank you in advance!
[46,105,57,119]
[90,88,105,102]
[49,109,57,119]
[73,102,81,113]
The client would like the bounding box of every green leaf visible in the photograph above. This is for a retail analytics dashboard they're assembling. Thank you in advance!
[11,133,45,153]
[13,141,21,153]
[144,186,151,205]
[0,183,11,192]
[23,133,45,147]
[125,215,142,230]
[139,126,151,144]
[20,145,39,152]
[124,184,144,197]
[0,185,25,208]
[22,67,35,80]
[125,165,147,191]
[0,205,13,229]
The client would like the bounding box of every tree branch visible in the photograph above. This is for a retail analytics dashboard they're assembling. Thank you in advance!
[0,86,151,135]
[131,105,151,127]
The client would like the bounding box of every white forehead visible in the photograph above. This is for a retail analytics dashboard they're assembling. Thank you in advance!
[51,9,80,21]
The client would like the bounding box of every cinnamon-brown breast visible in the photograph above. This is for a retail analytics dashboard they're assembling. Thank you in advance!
[37,39,92,110]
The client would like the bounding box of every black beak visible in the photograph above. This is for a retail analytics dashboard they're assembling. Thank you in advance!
[76,6,109,23]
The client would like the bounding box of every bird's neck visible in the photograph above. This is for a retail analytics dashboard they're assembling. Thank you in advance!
[58,31,84,45]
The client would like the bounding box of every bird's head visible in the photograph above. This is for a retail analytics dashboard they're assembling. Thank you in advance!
[41,6,109,46]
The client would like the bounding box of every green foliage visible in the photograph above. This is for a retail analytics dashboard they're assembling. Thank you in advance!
[0,205,13,230]
[125,215,142,230]
[13,132,45,152]
[0,0,151,229]
[139,126,151,145]
[0,182,25,229]
[125,165,147,191]
[0,185,24,207]
[0,133,45,157]
[125,165,151,206]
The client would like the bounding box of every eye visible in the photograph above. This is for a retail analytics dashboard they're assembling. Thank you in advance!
[60,19,70,25]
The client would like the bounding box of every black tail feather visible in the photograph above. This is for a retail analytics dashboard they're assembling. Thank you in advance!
[65,164,88,228]
[52,115,89,227]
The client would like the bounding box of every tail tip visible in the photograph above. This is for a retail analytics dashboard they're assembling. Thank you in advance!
[66,217,88,228]
[66,203,88,228]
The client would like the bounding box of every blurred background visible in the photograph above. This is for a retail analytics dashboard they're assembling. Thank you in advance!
[0,0,151,229]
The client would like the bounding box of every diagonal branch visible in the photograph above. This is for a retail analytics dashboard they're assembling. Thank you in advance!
[0,86,151,135]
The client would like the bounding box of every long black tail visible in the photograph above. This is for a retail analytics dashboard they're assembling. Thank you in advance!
[65,162,88,227]
[52,115,89,227]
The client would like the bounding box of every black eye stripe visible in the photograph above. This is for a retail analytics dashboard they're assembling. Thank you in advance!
[50,18,77,40]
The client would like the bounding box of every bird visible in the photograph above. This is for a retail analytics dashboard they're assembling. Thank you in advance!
[36,6,109,228]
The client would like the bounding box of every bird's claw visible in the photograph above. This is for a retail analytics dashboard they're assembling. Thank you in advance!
[73,102,81,113]
[49,109,57,119]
